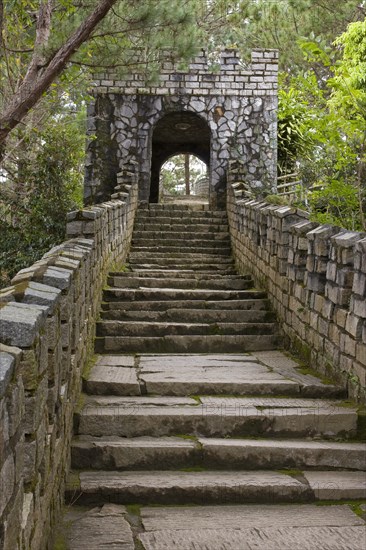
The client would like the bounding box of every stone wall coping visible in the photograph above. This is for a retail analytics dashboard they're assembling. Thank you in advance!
[331,231,366,247]
[290,220,319,235]
[306,225,341,241]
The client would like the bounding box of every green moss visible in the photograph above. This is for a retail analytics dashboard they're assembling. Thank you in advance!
[188,395,202,404]
[296,366,335,385]
[277,469,303,478]
[53,533,67,550]
[82,354,98,381]
[174,434,198,441]
[75,393,86,414]
[126,504,142,516]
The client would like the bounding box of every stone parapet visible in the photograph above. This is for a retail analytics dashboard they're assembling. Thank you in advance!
[91,49,278,98]
[0,180,138,549]
[227,182,366,402]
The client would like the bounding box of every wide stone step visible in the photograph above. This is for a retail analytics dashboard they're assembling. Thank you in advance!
[107,276,252,290]
[76,396,357,439]
[66,470,366,506]
[102,299,271,312]
[83,354,345,398]
[111,270,245,280]
[134,222,229,232]
[128,262,236,272]
[96,321,277,337]
[130,245,232,255]
[103,288,267,302]
[128,253,234,263]
[132,231,230,241]
[100,308,276,324]
[95,334,279,353]
[71,435,366,471]
[132,237,231,247]
[136,211,227,220]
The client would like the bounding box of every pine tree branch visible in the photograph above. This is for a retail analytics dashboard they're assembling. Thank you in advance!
[0,0,119,153]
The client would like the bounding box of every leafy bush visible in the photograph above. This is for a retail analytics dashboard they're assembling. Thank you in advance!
[0,117,84,288]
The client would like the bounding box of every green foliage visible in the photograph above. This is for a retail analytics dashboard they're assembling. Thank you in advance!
[277,18,366,231]
[308,179,363,231]
[0,113,84,288]
[277,85,314,174]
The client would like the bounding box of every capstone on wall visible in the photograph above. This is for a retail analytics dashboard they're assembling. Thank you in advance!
[85,48,278,208]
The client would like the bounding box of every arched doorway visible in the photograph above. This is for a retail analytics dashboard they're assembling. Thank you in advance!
[150,112,211,203]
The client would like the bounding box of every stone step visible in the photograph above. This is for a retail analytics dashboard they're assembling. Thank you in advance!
[83,354,344,398]
[100,308,276,324]
[130,245,232,255]
[132,237,231,247]
[101,298,271,312]
[96,321,277,338]
[136,211,227,220]
[95,334,279,353]
[71,435,366,471]
[128,262,236,272]
[110,270,247,280]
[107,276,252,291]
[65,470,366,506]
[137,504,366,550]
[138,204,211,211]
[128,252,234,263]
[134,222,229,233]
[132,231,230,241]
[103,288,267,302]
[76,396,357,439]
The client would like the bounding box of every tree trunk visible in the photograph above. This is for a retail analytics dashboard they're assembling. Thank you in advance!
[0,0,118,155]
[185,154,190,195]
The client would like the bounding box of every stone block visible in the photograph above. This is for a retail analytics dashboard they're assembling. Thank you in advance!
[0,455,15,517]
[0,303,47,347]
[0,353,14,398]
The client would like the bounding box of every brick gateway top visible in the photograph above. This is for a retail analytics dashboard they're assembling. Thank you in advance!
[84,48,278,208]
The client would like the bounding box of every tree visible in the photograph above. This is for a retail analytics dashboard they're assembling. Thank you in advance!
[277,18,366,230]
[0,0,220,155]
[221,0,364,72]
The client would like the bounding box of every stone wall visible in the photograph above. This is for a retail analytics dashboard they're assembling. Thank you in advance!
[227,181,366,402]
[85,48,278,207]
[0,178,138,549]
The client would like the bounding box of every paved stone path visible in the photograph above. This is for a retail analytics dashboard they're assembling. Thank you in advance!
[59,204,366,549]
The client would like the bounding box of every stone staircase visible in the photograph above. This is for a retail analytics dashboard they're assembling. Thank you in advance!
[63,204,366,550]
[95,204,279,354]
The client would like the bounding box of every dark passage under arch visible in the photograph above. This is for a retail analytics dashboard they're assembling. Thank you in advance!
[150,111,211,203]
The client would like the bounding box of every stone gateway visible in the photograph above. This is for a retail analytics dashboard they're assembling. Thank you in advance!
[85,48,278,208]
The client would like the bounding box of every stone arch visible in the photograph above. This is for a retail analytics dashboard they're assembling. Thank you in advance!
[149,111,211,203]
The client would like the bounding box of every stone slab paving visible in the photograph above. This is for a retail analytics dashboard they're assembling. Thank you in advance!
[63,504,134,549]
[85,365,140,395]
[95,355,136,367]
[138,526,366,549]
[138,504,366,550]
[140,503,364,530]
[304,471,366,499]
